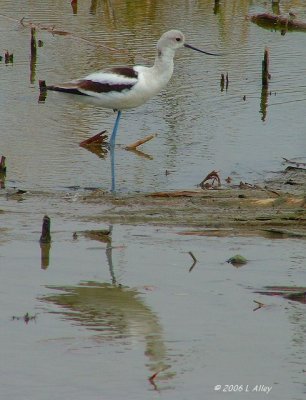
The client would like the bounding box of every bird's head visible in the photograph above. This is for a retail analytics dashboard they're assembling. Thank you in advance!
[157,29,222,56]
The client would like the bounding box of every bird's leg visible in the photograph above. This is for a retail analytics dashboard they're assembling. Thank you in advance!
[109,110,122,148]
[109,111,122,193]
[110,145,116,193]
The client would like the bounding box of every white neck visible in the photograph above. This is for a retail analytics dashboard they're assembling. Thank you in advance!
[150,47,175,86]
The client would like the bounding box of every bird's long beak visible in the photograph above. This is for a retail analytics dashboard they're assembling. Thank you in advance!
[184,43,221,56]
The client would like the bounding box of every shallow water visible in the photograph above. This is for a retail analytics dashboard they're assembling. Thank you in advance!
[1,203,306,399]
[0,0,305,192]
[1,1,306,399]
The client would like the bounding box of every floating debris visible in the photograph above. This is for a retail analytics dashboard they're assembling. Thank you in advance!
[227,254,248,266]
[4,50,13,64]
[79,130,108,147]
[79,130,108,158]
[199,170,221,190]
[282,157,306,169]
[6,188,27,201]
[220,73,229,92]
[249,13,306,33]
[264,228,306,239]
[125,133,156,151]
[253,300,267,312]
[81,229,112,243]
[12,312,37,324]
[255,286,306,304]
[38,79,47,102]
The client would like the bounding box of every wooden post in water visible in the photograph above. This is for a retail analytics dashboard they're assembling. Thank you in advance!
[220,73,225,91]
[30,27,37,84]
[260,48,271,121]
[0,156,6,173]
[262,47,270,87]
[0,156,6,189]
[40,215,51,243]
[40,215,51,269]
[214,0,220,14]
[272,0,281,15]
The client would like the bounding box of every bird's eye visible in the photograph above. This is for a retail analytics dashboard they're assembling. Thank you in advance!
[176,37,181,42]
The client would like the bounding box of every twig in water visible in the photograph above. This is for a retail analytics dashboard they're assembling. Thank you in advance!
[125,133,156,150]
[188,251,198,272]
[253,300,266,312]
[79,130,108,147]
[282,157,306,168]
[148,369,164,390]
[14,16,126,52]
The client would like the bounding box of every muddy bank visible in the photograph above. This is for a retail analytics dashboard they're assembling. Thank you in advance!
[1,167,305,239]
[78,168,306,237]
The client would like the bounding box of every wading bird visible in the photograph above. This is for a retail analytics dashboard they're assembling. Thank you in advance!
[47,30,220,191]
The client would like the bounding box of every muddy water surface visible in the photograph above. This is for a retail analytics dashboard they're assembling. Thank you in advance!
[0,1,306,399]
[1,199,306,399]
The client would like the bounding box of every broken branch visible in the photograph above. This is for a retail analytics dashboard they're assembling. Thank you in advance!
[79,130,108,147]
[188,251,198,272]
[199,170,221,190]
[125,133,156,150]
[249,13,306,33]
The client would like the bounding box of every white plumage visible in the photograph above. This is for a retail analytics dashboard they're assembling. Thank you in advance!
[47,30,219,191]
